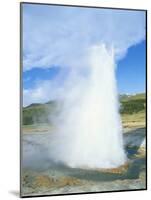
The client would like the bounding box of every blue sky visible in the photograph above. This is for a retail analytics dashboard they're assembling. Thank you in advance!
[117,40,146,94]
[22,3,146,106]
[23,40,146,94]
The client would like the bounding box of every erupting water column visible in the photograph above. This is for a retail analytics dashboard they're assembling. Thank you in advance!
[52,44,127,169]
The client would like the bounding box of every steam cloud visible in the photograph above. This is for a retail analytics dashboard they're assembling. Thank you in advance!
[23,5,145,168]
[49,44,127,168]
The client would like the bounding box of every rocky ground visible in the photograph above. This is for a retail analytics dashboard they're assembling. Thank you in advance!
[21,126,146,197]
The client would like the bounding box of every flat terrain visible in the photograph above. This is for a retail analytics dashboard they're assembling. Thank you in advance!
[21,111,146,197]
[21,93,146,196]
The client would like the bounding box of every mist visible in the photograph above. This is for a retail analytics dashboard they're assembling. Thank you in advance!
[49,44,127,169]
[23,5,145,169]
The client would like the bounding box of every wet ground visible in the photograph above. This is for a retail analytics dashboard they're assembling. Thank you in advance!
[21,127,146,197]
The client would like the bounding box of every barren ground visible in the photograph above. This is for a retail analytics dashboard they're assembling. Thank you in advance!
[21,113,146,197]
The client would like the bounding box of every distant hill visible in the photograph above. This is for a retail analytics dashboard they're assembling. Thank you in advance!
[23,101,58,125]
[120,93,146,114]
[120,93,145,102]
[23,93,146,125]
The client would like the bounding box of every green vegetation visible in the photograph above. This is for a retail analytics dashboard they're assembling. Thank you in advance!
[120,93,146,128]
[120,93,146,114]
[23,101,58,125]
[22,93,146,125]
[119,93,145,101]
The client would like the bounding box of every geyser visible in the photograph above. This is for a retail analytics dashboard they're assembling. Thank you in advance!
[50,44,127,169]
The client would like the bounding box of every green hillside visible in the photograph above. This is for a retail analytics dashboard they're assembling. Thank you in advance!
[23,101,58,125]
[120,93,145,101]
[120,93,146,114]
[22,93,146,125]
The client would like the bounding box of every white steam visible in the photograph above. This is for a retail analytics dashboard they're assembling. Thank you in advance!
[49,44,127,169]
[23,5,146,169]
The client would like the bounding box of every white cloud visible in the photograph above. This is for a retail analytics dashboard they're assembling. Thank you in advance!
[23,67,89,106]
[23,79,64,106]
[23,5,146,71]
[23,5,146,106]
